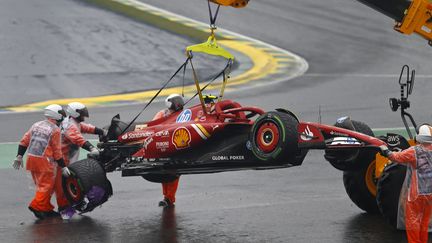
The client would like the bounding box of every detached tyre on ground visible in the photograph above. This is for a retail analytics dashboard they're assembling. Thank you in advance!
[376,163,406,228]
[324,120,376,171]
[250,111,300,164]
[62,158,113,213]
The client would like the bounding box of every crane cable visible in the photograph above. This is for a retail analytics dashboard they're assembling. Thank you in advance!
[120,57,191,134]
[207,0,221,29]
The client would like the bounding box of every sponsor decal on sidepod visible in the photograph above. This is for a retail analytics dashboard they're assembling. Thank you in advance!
[122,131,154,140]
[176,109,192,123]
[143,137,153,149]
[156,141,170,152]
[134,124,148,131]
[172,127,191,149]
[155,130,169,137]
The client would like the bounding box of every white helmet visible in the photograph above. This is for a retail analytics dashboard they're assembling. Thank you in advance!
[165,94,184,112]
[416,124,432,144]
[66,102,89,120]
[44,104,66,121]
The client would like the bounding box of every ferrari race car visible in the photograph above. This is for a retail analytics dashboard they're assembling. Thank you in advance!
[62,64,416,231]
[62,97,307,213]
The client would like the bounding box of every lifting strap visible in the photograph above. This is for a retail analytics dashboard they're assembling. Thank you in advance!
[121,57,191,134]
[185,59,232,106]
[181,59,187,97]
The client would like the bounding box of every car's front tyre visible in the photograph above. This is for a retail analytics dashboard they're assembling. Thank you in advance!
[250,111,299,163]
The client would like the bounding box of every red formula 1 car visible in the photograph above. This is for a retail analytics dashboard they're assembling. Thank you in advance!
[107,100,306,176]
[62,91,394,216]
[63,96,308,213]
[62,74,409,228]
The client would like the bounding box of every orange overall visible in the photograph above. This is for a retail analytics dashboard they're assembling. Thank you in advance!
[154,109,180,204]
[61,117,96,165]
[389,144,432,243]
[20,120,66,212]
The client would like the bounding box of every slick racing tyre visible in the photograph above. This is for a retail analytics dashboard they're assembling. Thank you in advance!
[343,159,380,214]
[62,159,113,213]
[376,163,406,228]
[250,111,299,163]
[324,120,375,171]
[142,174,179,183]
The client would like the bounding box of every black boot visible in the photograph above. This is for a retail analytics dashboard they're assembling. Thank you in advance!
[45,211,61,217]
[28,207,47,219]
[158,198,174,208]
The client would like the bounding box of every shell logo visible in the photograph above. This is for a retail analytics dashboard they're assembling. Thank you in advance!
[172,127,191,149]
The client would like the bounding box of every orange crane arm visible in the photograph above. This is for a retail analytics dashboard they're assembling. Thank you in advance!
[209,0,249,8]
[357,0,432,45]
[395,0,432,45]
[211,0,432,45]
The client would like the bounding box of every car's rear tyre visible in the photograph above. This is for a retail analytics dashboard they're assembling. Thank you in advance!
[142,174,179,183]
[324,120,375,171]
[62,159,113,213]
[343,158,380,214]
[376,163,406,228]
[250,111,299,163]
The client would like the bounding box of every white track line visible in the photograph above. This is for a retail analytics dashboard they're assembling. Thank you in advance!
[304,73,432,78]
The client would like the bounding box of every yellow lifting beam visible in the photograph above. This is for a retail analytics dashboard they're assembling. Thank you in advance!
[186,32,235,60]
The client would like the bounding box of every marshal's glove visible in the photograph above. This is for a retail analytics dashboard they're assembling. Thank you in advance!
[94,127,107,136]
[102,129,108,137]
[379,145,392,157]
[95,127,108,142]
[87,147,100,159]
[62,167,72,177]
[13,155,23,170]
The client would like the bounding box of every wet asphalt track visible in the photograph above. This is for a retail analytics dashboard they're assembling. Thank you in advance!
[2,0,432,242]
[0,153,407,243]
